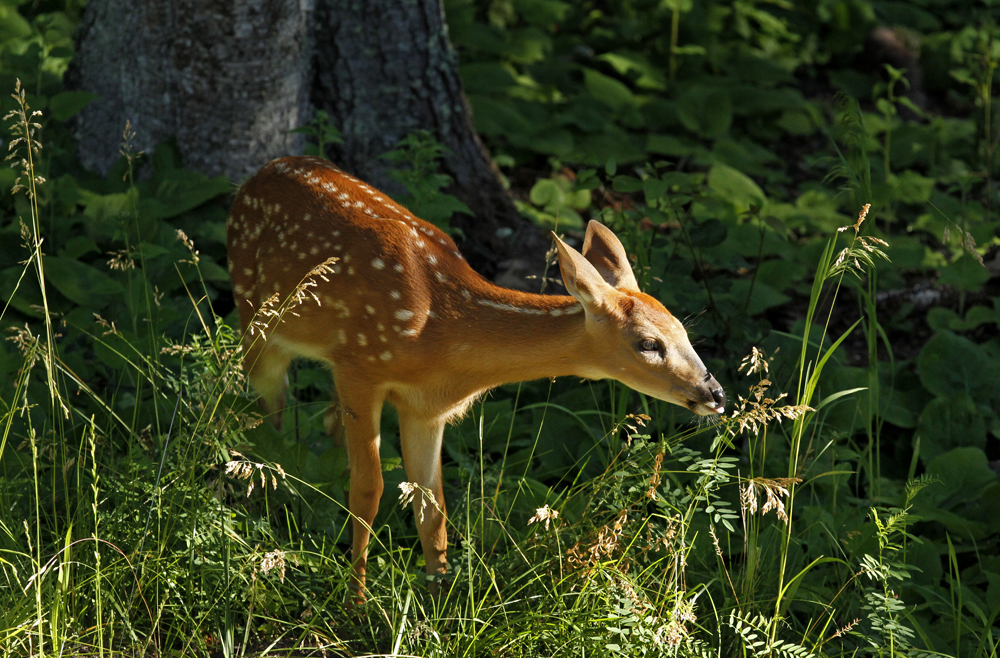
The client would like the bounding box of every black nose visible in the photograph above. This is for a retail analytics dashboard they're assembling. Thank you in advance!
[711,387,726,409]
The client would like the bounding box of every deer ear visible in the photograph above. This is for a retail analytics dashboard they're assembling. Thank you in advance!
[552,232,616,314]
[581,220,640,291]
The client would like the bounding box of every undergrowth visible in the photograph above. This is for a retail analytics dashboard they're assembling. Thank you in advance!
[1,1,999,657]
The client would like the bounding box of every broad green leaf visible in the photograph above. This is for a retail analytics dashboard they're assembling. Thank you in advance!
[49,91,99,122]
[611,175,643,193]
[0,4,31,41]
[530,178,563,206]
[583,68,636,113]
[918,331,996,398]
[939,254,990,292]
[597,52,667,90]
[142,170,232,220]
[677,85,732,138]
[775,110,814,135]
[728,278,788,315]
[923,447,997,509]
[887,170,934,204]
[688,218,728,249]
[44,257,123,309]
[708,164,766,212]
[646,134,702,157]
[915,393,987,464]
[458,63,516,95]
[513,0,570,26]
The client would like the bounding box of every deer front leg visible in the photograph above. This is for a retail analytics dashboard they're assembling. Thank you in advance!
[335,381,385,604]
[398,414,448,590]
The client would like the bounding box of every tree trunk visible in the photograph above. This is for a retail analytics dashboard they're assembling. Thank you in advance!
[68,0,544,282]
[312,0,532,276]
[67,0,314,182]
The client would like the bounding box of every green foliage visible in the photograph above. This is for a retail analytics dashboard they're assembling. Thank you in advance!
[381,129,472,229]
[2,0,1000,656]
[288,109,343,158]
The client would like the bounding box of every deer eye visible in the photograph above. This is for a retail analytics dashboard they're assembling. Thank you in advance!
[639,339,659,353]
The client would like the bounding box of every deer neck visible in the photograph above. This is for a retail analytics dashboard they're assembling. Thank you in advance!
[441,283,599,389]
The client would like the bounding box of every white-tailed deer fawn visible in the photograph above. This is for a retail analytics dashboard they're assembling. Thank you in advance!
[228,156,725,598]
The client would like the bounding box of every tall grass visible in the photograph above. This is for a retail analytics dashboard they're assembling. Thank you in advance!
[0,88,959,658]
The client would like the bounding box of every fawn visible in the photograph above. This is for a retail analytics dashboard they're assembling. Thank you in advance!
[228,156,725,599]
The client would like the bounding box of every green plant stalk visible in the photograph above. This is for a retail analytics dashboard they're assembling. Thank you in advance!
[947,533,963,657]
[29,428,44,656]
[90,418,104,657]
[10,86,64,428]
[859,274,890,499]
[775,237,845,643]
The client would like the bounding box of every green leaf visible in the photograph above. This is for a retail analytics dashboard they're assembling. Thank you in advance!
[886,170,934,204]
[530,178,563,206]
[141,171,232,220]
[939,254,990,293]
[583,68,636,113]
[918,331,996,398]
[597,52,667,91]
[728,278,788,315]
[677,85,732,138]
[774,110,814,135]
[915,394,987,464]
[708,164,766,212]
[646,134,703,158]
[44,256,123,309]
[513,0,570,26]
[922,447,997,510]
[688,218,728,249]
[611,175,643,193]
[0,4,32,41]
[49,91,99,122]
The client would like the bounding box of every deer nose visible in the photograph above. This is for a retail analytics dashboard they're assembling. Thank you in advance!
[704,373,725,413]
[711,386,726,411]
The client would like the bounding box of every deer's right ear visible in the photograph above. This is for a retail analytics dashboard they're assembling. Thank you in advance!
[581,220,641,291]
[553,232,615,314]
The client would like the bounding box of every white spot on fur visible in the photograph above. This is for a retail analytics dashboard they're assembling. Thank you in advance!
[332,300,350,318]
[365,305,376,315]
[390,290,401,300]
[380,351,392,360]
[395,309,414,321]
[357,333,368,346]
[371,258,385,270]
[477,299,546,315]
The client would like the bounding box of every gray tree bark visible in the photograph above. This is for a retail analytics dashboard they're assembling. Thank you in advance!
[312,0,532,275]
[67,0,543,281]
[67,0,314,182]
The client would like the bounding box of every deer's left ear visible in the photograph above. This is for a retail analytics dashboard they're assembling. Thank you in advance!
[552,232,617,315]
[581,220,640,291]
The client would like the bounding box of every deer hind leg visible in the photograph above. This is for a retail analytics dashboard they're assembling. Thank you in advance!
[242,340,293,429]
[333,374,385,603]
[398,413,449,590]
